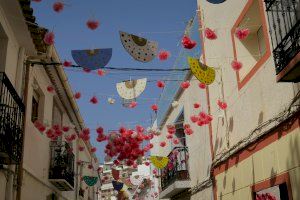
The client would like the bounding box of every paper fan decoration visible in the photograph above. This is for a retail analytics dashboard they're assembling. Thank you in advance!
[150,156,169,169]
[130,175,143,186]
[71,49,112,70]
[119,31,158,62]
[83,176,98,186]
[188,57,215,85]
[116,78,147,107]
[112,168,120,180]
[112,181,124,191]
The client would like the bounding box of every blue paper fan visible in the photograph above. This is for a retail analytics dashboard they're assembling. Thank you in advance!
[71,48,112,70]
[112,180,124,191]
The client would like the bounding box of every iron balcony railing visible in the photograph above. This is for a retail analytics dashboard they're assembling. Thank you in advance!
[265,0,300,75]
[160,146,190,191]
[0,72,25,164]
[49,141,75,189]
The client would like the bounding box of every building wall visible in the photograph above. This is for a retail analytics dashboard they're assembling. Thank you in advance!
[0,1,99,200]
[197,0,300,199]
[152,75,213,200]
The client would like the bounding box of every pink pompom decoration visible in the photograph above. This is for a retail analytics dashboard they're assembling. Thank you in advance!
[181,81,190,89]
[47,85,55,93]
[91,147,97,153]
[235,28,250,40]
[204,28,217,40]
[97,69,106,76]
[74,92,81,99]
[160,141,166,147]
[43,32,55,45]
[156,80,165,88]
[217,100,228,110]
[173,138,179,145]
[90,96,98,104]
[231,60,243,71]
[53,2,64,13]
[182,36,197,49]
[151,104,158,111]
[83,68,91,73]
[194,103,200,109]
[158,50,170,61]
[198,82,206,89]
[63,60,72,67]
[184,128,193,135]
[190,115,199,123]
[86,19,99,30]
[166,134,173,139]
[129,101,137,108]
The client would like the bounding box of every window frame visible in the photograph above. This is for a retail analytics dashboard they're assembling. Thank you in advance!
[231,0,271,90]
[251,172,293,200]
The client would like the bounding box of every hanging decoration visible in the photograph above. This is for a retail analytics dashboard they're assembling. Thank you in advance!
[63,60,72,67]
[188,57,215,85]
[130,175,143,186]
[256,193,277,200]
[74,92,81,99]
[181,36,197,49]
[53,2,64,13]
[235,28,250,40]
[181,81,190,89]
[156,80,165,88]
[89,96,98,104]
[47,85,55,93]
[43,32,55,45]
[194,103,200,109]
[83,176,98,186]
[97,69,106,76]
[204,28,217,40]
[112,180,124,191]
[151,104,158,112]
[158,50,171,61]
[231,60,243,71]
[119,31,158,62]
[112,168,120,180]
[149,156,169,169]
[198,82,206,89]
[160,141,166,147]
[217,100,227,110]
[86,19,100,30]
[116,78,147,107]
[71,48,112,70]
[108,97,116,104]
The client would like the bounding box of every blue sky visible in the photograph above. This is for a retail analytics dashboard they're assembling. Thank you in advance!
[32,0,197,162]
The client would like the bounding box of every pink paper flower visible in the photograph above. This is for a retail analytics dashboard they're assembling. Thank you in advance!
[158,50,171,61]
[43,32,55,45]
[235,28,250,40]
[231,60,243,71]
[53,2,64,13]
[86,19,99,30]
[204,28,217,40]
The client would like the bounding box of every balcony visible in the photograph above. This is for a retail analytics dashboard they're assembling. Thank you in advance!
[265,0,300,82]
[0,72,25,165]
[49,141,75,191]
[160,147,190,199]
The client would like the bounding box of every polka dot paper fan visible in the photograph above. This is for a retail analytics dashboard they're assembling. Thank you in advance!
[120,31,158,62]
[188,57,215,85]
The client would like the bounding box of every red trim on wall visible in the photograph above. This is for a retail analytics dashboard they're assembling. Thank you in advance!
[231,0,271,90]
[252,172,293,200]
[197,5,217,200]
[213,112,300,177]
[276,52,300,82]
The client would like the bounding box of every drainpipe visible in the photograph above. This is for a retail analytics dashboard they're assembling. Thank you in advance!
[15,47,25,96]
[16,61,31,200]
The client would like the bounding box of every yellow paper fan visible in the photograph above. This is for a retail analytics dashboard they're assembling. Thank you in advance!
[188,57,215,85]
[150,156,169,169]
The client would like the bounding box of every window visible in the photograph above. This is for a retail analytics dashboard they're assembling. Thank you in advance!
[254,183,290,200]
[231,0,271,89]
[52,101,62,127]
[174,111,186,147]
[252,172,292,200]
[31,90,39,122]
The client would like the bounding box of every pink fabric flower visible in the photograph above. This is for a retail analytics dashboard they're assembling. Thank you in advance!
[198,82,206,89]
[63,60,72,67]
[194,103,201,109]
[97,69,105,76]
[181,81,190,89]
[43,32,55,45]
[182,36,197,49]
[204,28,217,40]
[90,96,98,104]
[151,104,158,111]
[217,100,228,110]
[86,19,99,30]
[158,50,171,61]
[53,2,64,13]
[160,141,166,147]
[129,101,137,108]
[235,28,250,40]
[74,92,81,99]
[231,60,243,71]
[156,80,165,88]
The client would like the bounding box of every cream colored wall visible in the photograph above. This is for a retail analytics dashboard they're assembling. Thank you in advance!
[197,0,299,160]
[214,127,300,200]
[153,76,213,199]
